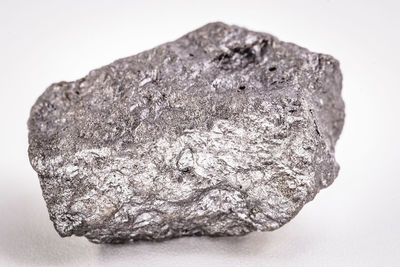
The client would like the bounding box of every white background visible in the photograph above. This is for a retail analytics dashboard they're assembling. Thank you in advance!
[1,0,399,266]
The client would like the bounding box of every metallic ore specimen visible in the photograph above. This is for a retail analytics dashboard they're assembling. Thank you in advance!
[28,22,345,243]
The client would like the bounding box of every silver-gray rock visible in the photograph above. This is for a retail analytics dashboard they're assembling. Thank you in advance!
[28,22,345,243]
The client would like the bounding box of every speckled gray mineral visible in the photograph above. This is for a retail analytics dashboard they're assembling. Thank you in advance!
[28,22,345,243]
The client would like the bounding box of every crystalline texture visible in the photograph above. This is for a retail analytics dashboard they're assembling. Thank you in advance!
[28,22,345,243]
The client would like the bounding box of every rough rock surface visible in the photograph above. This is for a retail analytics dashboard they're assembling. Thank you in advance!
[28,22,345,243]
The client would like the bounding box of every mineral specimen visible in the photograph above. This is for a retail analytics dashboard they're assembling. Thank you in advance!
[28,22,345,243]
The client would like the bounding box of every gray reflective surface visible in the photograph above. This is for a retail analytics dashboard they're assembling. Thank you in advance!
[28,22,344,243]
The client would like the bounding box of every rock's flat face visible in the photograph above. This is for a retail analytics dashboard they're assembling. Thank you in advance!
[28,22,345,243]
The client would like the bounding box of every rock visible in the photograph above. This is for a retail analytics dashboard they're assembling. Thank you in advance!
[28,22,345,243]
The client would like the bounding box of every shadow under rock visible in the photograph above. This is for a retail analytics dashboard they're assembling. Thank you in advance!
[97,231,270,265]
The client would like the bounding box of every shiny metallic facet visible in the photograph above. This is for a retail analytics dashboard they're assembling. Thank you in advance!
[28,22,345,243]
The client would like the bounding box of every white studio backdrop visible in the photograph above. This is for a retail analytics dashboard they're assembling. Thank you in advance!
[0,0,399,266]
